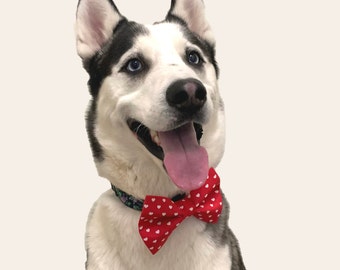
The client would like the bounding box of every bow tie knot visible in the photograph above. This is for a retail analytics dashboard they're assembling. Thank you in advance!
[138,168,223,254]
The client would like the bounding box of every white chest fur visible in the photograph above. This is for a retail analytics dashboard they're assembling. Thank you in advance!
[86,191,232,270]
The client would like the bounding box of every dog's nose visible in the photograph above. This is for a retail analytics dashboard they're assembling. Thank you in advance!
[166,79,207,114]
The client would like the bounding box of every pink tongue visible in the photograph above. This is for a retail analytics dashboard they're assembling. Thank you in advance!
[158,123,209,191]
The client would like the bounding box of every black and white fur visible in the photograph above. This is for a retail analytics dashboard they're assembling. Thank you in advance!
[76,0,245,269]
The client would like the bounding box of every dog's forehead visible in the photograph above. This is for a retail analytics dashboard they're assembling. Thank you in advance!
[128,22,208,64]
[146,23,187,45]
[132,23,191,55]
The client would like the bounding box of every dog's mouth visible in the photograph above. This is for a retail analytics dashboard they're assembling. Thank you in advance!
[127,119,209,191]
[127,119,204,160]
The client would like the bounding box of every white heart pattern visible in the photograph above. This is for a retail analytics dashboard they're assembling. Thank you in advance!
[138,168,223,255]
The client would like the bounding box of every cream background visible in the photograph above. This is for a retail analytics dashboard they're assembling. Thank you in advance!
[0,0,339,269]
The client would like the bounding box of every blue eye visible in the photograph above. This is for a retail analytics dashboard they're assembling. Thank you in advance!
[126,58,143,73]
[187,51,202,65]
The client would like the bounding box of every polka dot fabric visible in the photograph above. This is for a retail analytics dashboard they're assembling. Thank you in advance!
[138,168,223,254]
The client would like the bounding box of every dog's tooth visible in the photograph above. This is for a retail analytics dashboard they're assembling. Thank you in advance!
[153,135,160,146]
[150,130,161,146]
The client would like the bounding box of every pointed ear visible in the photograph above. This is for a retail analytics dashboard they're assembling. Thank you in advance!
[76,0,124,59]
[166,0,215,46]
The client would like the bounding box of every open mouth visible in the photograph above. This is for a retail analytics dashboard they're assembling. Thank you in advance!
[127,119,203,160]
[127,119,208,191]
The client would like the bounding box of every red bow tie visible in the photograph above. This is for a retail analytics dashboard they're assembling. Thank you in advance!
[138,168,223,254]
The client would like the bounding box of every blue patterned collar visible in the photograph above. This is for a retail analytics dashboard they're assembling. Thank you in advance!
[111,185,144,211]
[111,185,185,211]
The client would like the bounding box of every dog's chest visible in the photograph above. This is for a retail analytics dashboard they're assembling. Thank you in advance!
[86,191,231,270]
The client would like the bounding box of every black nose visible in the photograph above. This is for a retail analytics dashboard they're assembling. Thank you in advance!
[166,79,207,114]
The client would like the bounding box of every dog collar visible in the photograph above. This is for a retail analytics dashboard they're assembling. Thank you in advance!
[111,185,186,211]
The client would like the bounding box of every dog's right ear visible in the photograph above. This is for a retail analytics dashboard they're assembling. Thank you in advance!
[76,0,124,59]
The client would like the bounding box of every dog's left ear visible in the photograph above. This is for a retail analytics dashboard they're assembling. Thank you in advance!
[166,0,215,46]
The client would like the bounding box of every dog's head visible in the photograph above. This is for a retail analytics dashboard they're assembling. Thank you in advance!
[76,0,225,196]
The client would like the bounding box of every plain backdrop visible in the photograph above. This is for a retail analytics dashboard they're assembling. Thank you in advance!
[0,0,339,269]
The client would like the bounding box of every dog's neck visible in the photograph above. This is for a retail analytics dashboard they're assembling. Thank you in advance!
[111,184,186,211]
[98,156,183,199]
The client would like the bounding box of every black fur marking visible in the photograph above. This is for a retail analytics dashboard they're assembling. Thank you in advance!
[84,21,149,160]
[165,0,219,77]
[229,229,247,270]
[86,100,103,161]
[168,0,179,16]
[181,26,219,78]
[165,13,188,28]
[84,20,149,97]
[164,15,219,78]
[205,194,230,246]
[205,193,246,269]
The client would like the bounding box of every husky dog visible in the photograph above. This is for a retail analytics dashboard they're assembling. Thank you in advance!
[76,0,245,269]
